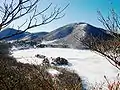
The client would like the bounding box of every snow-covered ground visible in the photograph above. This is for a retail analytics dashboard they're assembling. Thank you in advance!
[41,40,58,44]
[12,48,119,86]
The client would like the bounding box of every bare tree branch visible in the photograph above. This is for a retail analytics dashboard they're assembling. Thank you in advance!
[0,0,69,40]
[80,33,120,70]
[74,5,120,70]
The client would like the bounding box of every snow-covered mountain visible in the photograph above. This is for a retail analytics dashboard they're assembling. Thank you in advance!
[21,32,49,41]
[0,28,30,40]
[0,28,48,41]
[41,22,113,48]
[43,23,76,40]
[0,23,113,49]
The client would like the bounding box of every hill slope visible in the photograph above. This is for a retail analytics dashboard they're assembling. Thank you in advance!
[42,23,112,48]
[0,28,48,41]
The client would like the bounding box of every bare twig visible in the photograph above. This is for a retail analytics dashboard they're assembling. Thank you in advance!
[0,0,69,40]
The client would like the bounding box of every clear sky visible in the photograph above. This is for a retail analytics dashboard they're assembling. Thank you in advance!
[1,0,120,32]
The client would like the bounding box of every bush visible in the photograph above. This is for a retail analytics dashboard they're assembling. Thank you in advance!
[88,75,120,90]
[52,57,69,65]
[42,58,50,66]
[35,54,46,58]
[0,55,82,90]
[0,41,12,55]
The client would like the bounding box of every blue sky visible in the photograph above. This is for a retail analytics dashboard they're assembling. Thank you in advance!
[32,0,119,33]
[1,0,120,32]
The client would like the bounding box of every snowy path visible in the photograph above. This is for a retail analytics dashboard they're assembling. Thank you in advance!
[12,48,119,85]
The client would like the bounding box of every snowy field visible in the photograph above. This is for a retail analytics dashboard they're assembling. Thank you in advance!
[12,48,119,86]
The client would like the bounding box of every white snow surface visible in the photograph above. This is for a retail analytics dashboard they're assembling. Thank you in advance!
[12,48,119,85]
[41,40,58,44]
[47,68,61,77]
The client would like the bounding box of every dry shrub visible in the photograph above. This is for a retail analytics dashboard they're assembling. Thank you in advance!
[88,74,120,90]
[0,55,82,90]
[104,75,120,90]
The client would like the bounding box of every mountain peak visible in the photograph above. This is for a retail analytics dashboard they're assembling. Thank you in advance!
[41,22,113,49]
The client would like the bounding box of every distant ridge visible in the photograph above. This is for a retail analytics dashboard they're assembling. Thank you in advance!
[0,23,113,49]
[0,28,48,41]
